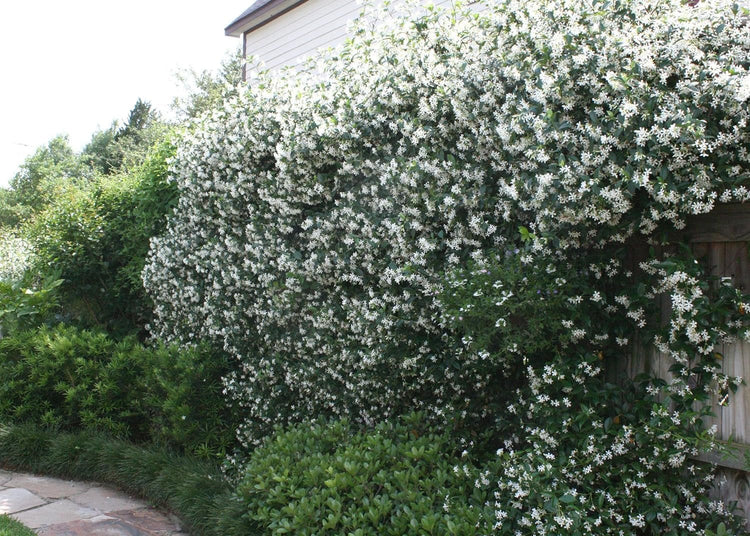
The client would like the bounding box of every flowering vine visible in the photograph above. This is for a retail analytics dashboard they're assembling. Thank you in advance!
[143,0,750,530]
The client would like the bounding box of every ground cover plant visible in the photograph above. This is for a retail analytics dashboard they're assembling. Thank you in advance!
[141,0,750,532]
[0,515,35,536]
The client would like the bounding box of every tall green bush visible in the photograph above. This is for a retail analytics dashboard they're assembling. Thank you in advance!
[29,138,178,336]
[144,340,239,456]
[0,189,32,230]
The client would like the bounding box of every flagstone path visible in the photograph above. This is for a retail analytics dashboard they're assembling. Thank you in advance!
[0,469,187,535]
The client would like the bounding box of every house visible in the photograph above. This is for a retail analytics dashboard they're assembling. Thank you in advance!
[225,0,472,77]
[225,0,365,77]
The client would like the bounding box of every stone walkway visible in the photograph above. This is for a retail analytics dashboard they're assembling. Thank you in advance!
[0,469,187,535]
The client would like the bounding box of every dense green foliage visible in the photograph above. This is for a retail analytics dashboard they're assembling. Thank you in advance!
[0,190,31,230]
[0,100,175,337]
[0,277,61,337]
[0,136,87,228]
[0,99,167,224]
[26,139,178,335]
[0,325,237,456]
[238,414,492,535]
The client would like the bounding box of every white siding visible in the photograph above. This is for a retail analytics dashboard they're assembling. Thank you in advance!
[244,0,362,73]
[243,0,484,74]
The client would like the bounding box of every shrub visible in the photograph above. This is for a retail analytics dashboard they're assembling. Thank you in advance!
[0,325,238,455]
[0,325,147,437]
[143,0,750,447]
[143,341,240,457]
[28,138,178,337]
[236,414,492,535]
[0,189,32,230]
[0,276,62,337]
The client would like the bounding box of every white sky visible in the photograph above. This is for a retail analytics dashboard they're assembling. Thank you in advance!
[0,0,250,188]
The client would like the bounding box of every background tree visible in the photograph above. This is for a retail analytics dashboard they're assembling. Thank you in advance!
[81,124,118,175]
[1,136,86,227]
[171,52,243,122]
[82,99,166,175]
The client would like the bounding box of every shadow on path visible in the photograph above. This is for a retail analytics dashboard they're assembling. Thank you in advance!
[0,469,186,535]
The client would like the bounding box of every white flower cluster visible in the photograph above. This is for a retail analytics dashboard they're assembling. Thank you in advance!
[650,268,715,355]
[143,0,750,446]
[0,232,33,284]
[635,257,745,407]
[486,356,734,534]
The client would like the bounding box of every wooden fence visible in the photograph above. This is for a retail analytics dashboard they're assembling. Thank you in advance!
[616,204,750,523]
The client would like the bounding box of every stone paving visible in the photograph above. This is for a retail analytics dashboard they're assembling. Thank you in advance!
[0,469,187,535]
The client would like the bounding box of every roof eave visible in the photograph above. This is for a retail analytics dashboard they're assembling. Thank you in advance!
[225,0,307,36]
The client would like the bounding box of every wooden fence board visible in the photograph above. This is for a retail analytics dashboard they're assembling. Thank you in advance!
[686,205,750,243]
[625,204,750,524]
